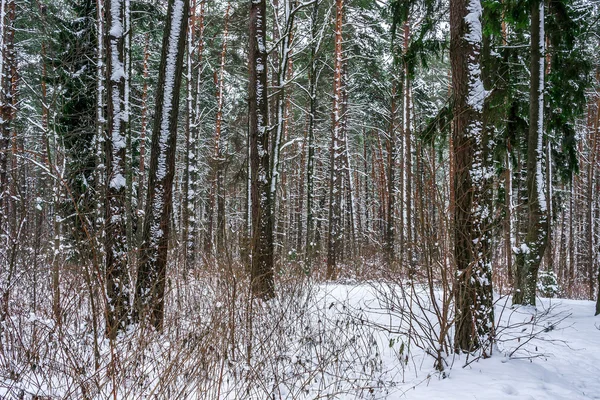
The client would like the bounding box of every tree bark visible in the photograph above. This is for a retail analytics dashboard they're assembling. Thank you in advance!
[305,0,319,270]
[249,0,274,298]
[135,0,189,330]
[386,81,398,266]
[105,0,132,337]
[513,0,548,306]
[450,0,494,353]
[326,0,344,280]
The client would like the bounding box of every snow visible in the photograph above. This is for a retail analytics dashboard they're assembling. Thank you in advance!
[465,0,485,113]
[409,298,600,400]
[311,285,600,400]
[109,172,126,189]
[2,283,598,399]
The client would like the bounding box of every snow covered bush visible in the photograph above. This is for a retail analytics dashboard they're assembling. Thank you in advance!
[537,271,559,298]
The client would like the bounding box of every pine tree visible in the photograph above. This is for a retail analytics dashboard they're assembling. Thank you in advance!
[450,0,494,353]
[249,0,275,298]
[135,0,189,330]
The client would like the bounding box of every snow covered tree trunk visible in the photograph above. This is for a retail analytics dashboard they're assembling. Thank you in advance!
[0,0,9,232]
[591,69,599,311]
[386,81,398,266]
[0,0,15,254]
[402,22,413,271]
[326,0,344,280]
[450,0,494,353]
[136,33,150,249]
[505,145,514,285]
[135,0,189,330]
[188,0,206,265]
[249,0,275,298]
[340,62,357,259]
[587,69,599,302]
[182,0,193,267]
[269,0,297,262]
[206,2,231,256]
[105,0,131,338]
[513,0,548,306]
[305,0,319,270]
[95,0,106,262]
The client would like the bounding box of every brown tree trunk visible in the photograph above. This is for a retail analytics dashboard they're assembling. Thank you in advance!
[326,0,344,280]
[249,0,275,298]
[304,0,318,268]
[450,0,494,353]
[386,81,398,266]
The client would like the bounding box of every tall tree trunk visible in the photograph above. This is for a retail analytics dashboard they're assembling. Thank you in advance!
[182,0,195,269]
[588,68,599,301]
[249,0,275,298]
[135,0,189,330]
[385,81,398,266]
[105,0,132,337]
[0,0,16,328]
[305,0,319,269]
[403,23,413,271]
[188,0,206,264]
[270,0,298,261]
[326,0,344,280]
[207,2,231,256]
[450,0,494,354]
[136,33,150,250]
[513,0,548,306]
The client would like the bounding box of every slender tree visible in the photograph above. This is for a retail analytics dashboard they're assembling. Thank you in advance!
[326,0,344,280]
[513,0,548,306]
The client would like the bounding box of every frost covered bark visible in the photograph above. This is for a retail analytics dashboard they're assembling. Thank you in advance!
[135,0,189,330]
[513,0,547,306]
[450,0,494,353]
[326,0,344,280]
[105,0,132,337]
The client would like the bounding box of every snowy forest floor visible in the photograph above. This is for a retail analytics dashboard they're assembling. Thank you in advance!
[315,284,600,400]
[1,276,599,399]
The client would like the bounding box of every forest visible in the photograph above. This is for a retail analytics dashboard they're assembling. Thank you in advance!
[0,0,599,398]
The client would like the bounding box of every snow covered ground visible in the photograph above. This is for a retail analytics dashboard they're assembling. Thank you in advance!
[410,298,600,400]
[1,281,599,399]
[322,284,600,400]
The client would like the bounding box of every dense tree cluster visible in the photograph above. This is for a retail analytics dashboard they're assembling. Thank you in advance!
[0,0,599,377]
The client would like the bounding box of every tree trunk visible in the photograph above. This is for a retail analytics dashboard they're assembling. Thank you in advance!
[105,0,132,337]
[386,81,398,266]
[305,0,319,269]
[135,0,189,330]
[450,0,494,354]
[326,0,344,280]
[136,33,150,250]
[513,0,548,306]
[249,0,275,298]
[188,0,205,263]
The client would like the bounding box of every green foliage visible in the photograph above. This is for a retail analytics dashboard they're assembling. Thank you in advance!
[545,0,592,182]
[537,271,559,297]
